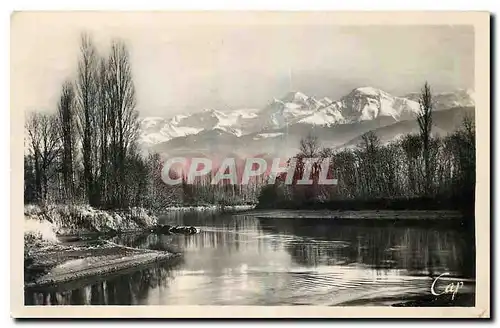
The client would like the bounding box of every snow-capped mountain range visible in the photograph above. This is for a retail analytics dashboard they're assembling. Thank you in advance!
[139,87,475,157]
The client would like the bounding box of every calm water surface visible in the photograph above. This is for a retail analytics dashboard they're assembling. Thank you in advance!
[26,211,475,306]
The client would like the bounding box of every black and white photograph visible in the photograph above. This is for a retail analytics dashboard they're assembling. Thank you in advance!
[11,11,490,318]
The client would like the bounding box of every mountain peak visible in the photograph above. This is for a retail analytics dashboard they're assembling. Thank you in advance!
[139,87,475,150]
[351,87,391,98]
[341,87,419,121]
[280,91,310,103]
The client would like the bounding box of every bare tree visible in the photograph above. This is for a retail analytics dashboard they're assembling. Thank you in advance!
[401,134,422,195]
[75,33,99,205]
[91,55,112,206]
[25,112,60,202]
[57,80,76,200]
[357,131,380,197]
[417,81,433,196]
[24,155,37,203]
[299,132,320,157]
[106,39,139,206]
[359,131,380,154]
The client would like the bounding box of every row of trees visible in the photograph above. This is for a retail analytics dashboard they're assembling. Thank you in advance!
[23,33,260,209]
[179,173,266,206]
[258,82,476,209]
[24,34,162,208]
[326,120,475,200]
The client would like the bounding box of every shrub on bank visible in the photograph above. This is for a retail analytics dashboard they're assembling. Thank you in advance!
[24,204,159,238]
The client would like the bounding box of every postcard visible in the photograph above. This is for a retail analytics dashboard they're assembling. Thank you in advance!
[11,11,490,318]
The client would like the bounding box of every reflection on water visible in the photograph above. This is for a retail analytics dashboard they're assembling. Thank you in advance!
[25,210,475,306]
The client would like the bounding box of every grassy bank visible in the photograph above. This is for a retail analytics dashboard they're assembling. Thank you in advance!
[247,210,470,230]
[24,204,158,238]
[256,195,475,213]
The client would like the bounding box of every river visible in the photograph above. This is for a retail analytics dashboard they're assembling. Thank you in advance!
[25,210,475,306]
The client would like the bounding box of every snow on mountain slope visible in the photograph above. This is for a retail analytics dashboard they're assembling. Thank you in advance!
[215,125,243,137]
[298,106,344,126]
[228,109,259,119]
[139,88,475,151]
[139,108,259,146]
[280,91,310,104]
[141,117,166,129]
[257,92,326,130]
[319,97,334,107]
[335,87,420,122]
[253,132,284,140]
[139,116,203,146]
[341,106,475,148]
[405,89,475,110]
[171,114,188,125]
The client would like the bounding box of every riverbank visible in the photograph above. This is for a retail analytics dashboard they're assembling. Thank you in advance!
[244,209,470,228]
[255,196,475,213]
[248,209,464,220]
[159,204,255,213]
[24,204,178,289]
[24,238,180,290]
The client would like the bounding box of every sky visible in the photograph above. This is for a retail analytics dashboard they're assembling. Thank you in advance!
[12,12,475,117]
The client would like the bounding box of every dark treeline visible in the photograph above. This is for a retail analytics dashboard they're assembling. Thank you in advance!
[258,82,476,212]
[178,169,266,206]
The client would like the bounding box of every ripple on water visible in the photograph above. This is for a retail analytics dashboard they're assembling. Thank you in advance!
[26,213,475,306]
